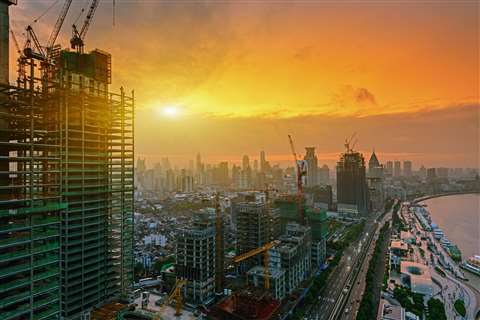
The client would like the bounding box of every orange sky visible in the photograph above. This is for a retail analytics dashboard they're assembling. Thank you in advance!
[10,1,479,168]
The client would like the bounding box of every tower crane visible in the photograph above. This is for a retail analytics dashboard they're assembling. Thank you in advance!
[288,135,306,225]
[71,0,100,53]
[46,0,73,60]
[156,279,187,318]
[24,25,45,60]
[344,132,357,153]
[233,240,280,290]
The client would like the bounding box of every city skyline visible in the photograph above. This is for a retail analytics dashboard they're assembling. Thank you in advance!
[9,1,479,168]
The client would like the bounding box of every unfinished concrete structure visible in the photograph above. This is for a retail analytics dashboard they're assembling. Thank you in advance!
[175,210,217,306]
[232,201,280,271]
[275,196,328,269]
[246,265,286,300]
[0,8,134,318]
[270,223,311,294]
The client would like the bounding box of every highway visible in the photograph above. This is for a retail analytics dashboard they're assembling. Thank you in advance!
[339,209,393,320]
[305,215,380,320]
[305,202,395,320]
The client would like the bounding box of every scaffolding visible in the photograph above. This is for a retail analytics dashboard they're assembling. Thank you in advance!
[0,46,134,319]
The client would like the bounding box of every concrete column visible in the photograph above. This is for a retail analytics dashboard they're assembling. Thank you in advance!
[0,1,10,85]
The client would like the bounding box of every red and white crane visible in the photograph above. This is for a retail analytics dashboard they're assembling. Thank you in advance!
[288,134,307,225]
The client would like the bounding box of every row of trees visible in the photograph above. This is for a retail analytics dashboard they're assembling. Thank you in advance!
[356,222,390,320]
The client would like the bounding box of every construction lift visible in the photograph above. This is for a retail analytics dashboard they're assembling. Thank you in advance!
[157,279,187,318]
[71,0,100,53]
[233,240,280,290]
[288,134,307,225]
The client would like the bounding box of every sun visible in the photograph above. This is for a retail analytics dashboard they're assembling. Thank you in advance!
[156,105,180,118]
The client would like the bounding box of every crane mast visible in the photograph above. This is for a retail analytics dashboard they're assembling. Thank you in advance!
[71,0,101,52]
[288,135,306,225]
[233,240,280,290]
[46,0,73,60]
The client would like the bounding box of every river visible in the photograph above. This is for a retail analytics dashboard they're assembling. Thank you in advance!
[421,193,480,291]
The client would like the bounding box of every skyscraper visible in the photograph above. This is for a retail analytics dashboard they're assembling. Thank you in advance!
[336,150,369,215]
[403,160,412,177]
[0,44,134,319]
[260,150,266,172]
[367,151,385,212]
[318,164,330,185]
[304,147,319,188]
[394,161,402,177]
[385,161,393,176]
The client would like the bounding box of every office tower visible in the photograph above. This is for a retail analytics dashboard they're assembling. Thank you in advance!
[196,152,202,172]
[394,161,402,177]
[437,167,449,178]
[242,155,250,170]
[232,165,241,188]
[418,165,427,179]
[214,162,229,186]
[232,201,279,270]
[260,150,266,172]
[385,161,393,176]
[318,164,330,185]
[0,33,134,320]
[253,159,258,172]
[241,155,251,189]
[175,210,216,306]
[403,161,412,177]
[177,169,194,192]
[367,151,385,212]
[304,147,318,187]
[427,168,437,181]
[336,150,369,215]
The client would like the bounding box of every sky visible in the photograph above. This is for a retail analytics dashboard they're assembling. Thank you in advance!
[9,0,479,169]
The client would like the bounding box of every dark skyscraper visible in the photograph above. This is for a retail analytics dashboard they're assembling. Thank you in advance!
[336,150,369,215]
[304,147,319,187]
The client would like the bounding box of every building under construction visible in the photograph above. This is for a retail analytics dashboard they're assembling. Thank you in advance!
[175,209,217,306]
[0,1,134,319]
[232,200,280,272]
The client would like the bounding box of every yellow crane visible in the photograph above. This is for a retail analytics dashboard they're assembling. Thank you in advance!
[233,240,280,290]
[156,279,187,319]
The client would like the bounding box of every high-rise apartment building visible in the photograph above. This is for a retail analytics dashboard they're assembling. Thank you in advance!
[0,8,134,318]
[336,151,369,215]
[304,147,318,187]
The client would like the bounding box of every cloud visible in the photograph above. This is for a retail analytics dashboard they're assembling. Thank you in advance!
[332,85,378,113]
[135,103,479,168]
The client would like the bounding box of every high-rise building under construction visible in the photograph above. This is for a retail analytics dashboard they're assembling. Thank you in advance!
[336,150,369,215]
[0,2,134,318]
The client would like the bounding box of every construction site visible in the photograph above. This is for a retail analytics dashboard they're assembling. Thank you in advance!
[0,0,134,319]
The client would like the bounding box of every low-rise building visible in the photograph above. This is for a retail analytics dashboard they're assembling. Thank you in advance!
[400,261,433,296]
